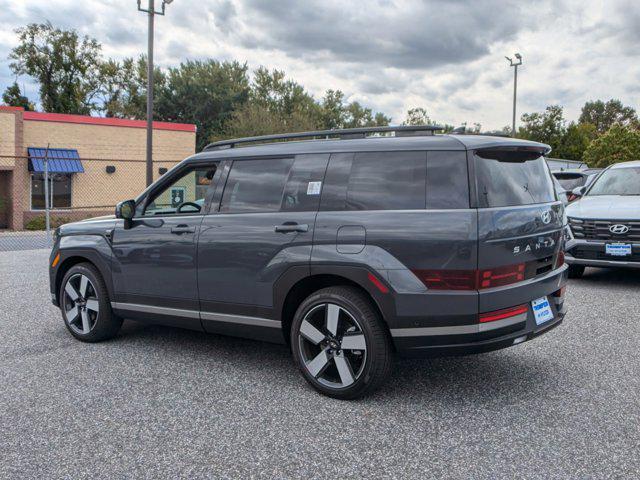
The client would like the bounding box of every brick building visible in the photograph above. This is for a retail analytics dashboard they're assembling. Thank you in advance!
[0,106,196,230]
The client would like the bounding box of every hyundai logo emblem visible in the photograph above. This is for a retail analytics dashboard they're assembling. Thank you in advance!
[540,211,552,225]
[609,224,630,234]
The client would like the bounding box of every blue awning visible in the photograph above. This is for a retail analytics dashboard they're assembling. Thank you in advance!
[28,147,84,173]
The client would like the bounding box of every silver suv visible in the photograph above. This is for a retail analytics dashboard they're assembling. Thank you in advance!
[565,160,640,277]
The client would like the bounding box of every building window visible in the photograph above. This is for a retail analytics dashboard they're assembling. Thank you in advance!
[31,173,72,209]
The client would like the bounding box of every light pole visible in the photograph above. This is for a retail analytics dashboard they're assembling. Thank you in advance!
[137,0,173,187]
[505,53,522,137]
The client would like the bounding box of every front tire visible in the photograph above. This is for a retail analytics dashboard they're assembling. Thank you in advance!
[568,264,585,279]
[59,263,122,342]
[291,286,393,399]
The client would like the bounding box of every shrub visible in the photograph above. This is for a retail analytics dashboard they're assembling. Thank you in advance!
[25,216,71,230]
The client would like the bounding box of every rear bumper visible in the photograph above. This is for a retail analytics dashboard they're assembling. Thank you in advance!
[390,265,568,357]
[393,306,565,358]
[566,239,640,269]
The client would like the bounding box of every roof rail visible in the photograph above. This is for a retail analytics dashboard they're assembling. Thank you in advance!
[203,125,444,151]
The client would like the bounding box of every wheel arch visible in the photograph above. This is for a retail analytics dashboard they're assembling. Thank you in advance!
[277,266,394,345]
[54,251,113,305]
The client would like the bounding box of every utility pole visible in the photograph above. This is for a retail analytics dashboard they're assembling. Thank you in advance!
[43,144,51,244]
[505,53,522,137]
[137,0,173,186]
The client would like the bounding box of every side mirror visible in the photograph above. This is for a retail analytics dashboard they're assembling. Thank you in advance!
[571,186,586,197]
[115,200,136,228]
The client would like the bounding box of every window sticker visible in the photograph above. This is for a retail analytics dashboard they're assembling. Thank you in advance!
[307,181,322,195]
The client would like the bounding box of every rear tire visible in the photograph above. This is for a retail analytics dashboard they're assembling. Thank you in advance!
[568,265,585,279]
[291,286,393,400]
[59,263,122,342]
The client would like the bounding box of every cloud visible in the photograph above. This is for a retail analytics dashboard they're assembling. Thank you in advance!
[237,0,531,70]
[0,0,636,130]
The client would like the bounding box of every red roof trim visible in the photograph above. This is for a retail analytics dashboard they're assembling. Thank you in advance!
[22,111,196,132]
[0,106,25,112]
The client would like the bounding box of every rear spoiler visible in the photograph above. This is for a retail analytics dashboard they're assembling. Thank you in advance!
[475,145,552,161]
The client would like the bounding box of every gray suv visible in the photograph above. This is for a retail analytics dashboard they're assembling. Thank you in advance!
[565,160,640,277]
[49,126,568,399]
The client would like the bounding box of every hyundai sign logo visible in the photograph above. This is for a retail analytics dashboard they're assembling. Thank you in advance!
[540,211,552,225]
[609,224,630,234]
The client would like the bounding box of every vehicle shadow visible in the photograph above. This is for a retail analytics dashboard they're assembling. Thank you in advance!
[117,320,565,405]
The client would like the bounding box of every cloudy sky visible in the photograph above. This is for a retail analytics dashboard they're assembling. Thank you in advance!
[0,0,638,130]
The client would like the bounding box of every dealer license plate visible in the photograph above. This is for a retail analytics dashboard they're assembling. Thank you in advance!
[531,297,554,325]
[605,243,632,256]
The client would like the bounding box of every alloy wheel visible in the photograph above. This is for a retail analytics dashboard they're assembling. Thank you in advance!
[297,303,368,389]
[62,273,99,335]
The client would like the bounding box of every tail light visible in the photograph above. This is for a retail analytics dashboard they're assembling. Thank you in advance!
[411,269,477,290]
[479,304,528,323]
[478,263,525,289]
[555,250,565,269]
[412,263,526,291]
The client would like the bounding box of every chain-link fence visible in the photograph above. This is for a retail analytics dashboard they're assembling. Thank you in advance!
[0,150,183,252]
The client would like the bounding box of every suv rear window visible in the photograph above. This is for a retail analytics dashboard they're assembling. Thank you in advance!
[475,150,555,207]
[554,174,586,191]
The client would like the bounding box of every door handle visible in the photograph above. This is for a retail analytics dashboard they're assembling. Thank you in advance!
[275,223,309,233]
[171,224,196,234]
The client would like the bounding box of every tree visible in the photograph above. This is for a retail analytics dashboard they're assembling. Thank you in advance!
[579,99,638,134]
[343,101,390,128]
[99,56,166,120]
[2,82,35,110]
[403,107,433,126]
[318,90,390,129]
[9,22,103,114]
[518,105,567,154]
[319,90,346,129]
[556,122,597,161]
[583,124,640,168]
[155,60,248,150]
[219,67,316,142]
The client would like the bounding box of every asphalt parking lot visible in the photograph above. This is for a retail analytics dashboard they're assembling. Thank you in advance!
[1,249,639,479]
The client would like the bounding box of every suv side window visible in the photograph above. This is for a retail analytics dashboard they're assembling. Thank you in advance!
[143,164,219,216]
[220,158,294,213]
[321,151,427,211]
[426,151,470,209]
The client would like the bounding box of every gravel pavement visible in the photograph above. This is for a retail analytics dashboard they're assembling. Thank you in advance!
[1,249,639,479]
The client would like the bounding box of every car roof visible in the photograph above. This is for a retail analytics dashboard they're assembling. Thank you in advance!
[187,134,550,162]
[609,160,640,169]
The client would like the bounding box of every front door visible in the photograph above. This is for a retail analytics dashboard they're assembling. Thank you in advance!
[197,154,329,334]
[111,162,222,328]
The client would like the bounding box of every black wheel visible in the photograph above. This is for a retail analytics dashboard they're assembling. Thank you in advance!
[568,264,585,279]
[59,263,122,342]
[291,286,393,399]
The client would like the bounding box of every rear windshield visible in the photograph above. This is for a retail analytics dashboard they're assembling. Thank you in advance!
[587,167,640,196]
[475,150,556,207]
[555,175,586,190]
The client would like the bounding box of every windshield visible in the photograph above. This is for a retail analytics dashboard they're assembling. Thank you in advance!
[475,150,556,207]
[587,167,640,196]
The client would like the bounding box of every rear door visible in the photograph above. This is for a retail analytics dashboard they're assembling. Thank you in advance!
[197,154,329,333]
[473,148,564,311]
